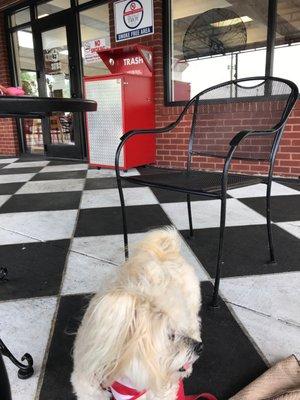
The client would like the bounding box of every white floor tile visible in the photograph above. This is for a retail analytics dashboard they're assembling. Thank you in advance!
[230,305,300,365]
[0,173,36,184]
[161,199,266,230]
[0,226,39,245]
[0,210,78,242]
[0,297,57,400]
[276,221,300,239]
[80,187,158,209]
[40,163,88,173]
[228,182,300,198]
[70,234,126,265]
[0,194,11,207]
[71,232,208,280]
[86,168,140,179]
[16,179,85,194]
[221,272,300,325]
[0,158,18,164]
[3,161,49,169]
[61,252,116,295]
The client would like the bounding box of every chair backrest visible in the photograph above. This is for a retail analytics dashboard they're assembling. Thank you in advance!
[186,76,298,165]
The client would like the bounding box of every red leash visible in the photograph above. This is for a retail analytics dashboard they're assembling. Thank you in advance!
[110,379,217,400]
[177,380,217,400]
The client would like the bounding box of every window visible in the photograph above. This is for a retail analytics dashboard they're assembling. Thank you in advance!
[37,0,70,19]
[13,27,42,153]
[10,8,31,27]
[79,4,111,77]
[167,0,300,103]
[273,0,300,88]
[13,27,38,95]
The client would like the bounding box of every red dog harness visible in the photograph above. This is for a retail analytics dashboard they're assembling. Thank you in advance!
[110,379,217,400]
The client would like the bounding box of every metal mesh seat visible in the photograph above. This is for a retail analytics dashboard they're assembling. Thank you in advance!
[115,76,298,307]
[124,171,262,195]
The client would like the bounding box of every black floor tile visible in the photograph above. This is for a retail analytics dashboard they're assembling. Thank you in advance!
[181,224,300,278]
[185,282,267,399]
[31,170,87,181]
[48,160,85,166]
[0,191,82,213]
[0,167,43,175]
[75,204,172,237]
[150,187,224,203]
[137,166,178,175]
[0,163,9,169]
[39,283,266,400]
[240,195,300,222]
[0,240,70,301]
[39,294,89,400]
[85,177,138,190]
[0,182,25,195]
[274,179,300,192]
[283,182,300,191]
[15,156,46,162]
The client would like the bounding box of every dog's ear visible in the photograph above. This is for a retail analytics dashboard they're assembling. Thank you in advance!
[75,291,137,384]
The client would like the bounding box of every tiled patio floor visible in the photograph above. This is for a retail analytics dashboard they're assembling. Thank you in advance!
[0,156,299,400]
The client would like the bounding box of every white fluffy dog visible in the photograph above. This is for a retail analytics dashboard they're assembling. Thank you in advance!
[71,228,202,400]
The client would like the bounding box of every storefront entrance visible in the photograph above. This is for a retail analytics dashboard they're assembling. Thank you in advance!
[31,11,84,158]
[6,0,110,160]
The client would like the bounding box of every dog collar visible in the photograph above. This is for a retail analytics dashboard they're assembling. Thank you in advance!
[110,379,146,400]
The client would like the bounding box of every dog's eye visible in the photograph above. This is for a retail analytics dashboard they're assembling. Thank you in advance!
[169,333,175,341]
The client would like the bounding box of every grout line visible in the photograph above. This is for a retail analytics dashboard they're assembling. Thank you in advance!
[224,300,300,328]
[223,300,271,367]
[34,296,61,400]
[0,214,119,267]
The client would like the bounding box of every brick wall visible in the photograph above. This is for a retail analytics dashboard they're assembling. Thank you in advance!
[0,12,19,156]
[0,0,299,177]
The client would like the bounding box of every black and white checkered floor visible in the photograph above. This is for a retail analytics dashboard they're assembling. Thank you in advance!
[0,156,299,400]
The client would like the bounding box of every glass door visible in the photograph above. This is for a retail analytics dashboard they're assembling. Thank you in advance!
[33,11,84,158]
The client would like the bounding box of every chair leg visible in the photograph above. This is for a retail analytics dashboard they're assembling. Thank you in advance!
[0,352,11,400]
[0,339,33,380]
[187,194,194,238]
[211,195,227,308]
[266,181,276,264]
[116,177,129,259]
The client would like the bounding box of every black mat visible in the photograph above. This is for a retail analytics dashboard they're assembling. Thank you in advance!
[39,282,267,400]
[0,167,44,175]
[240,195,300,222]
[0,192,82,213]
[182,224,300,278]
[85,177,138,190]
[31,170,87,181]
[0,240,70,301]
[75,205,172,237]
[0,182,25,195]
[185,282,267,399]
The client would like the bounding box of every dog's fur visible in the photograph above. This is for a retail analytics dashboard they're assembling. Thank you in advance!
[71,228,202,400]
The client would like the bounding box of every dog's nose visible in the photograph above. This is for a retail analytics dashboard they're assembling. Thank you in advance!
[194,341,203,355]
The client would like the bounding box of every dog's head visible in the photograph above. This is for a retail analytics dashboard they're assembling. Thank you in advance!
[79,289,202,392]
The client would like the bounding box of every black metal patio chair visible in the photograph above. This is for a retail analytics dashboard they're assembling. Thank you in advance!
[115,76,298,307]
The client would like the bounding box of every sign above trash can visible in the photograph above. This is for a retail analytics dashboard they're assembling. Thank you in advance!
[114,0,154,42]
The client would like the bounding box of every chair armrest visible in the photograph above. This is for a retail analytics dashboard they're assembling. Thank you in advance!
[115,123,179,171]
[120,123,177,142]
[230,129,276,147]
